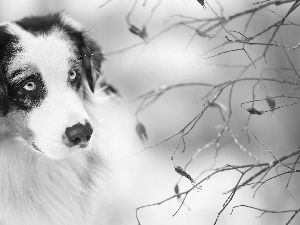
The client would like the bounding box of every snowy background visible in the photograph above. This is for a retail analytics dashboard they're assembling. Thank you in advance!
[1,1,300,225]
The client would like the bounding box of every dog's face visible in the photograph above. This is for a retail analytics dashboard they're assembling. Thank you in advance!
[0,13,104,159]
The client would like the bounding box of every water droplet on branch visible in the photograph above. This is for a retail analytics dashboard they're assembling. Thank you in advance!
[246,108,264,115]
[136,122,148,142]
[129,25,148,40]
[266,95,276,112]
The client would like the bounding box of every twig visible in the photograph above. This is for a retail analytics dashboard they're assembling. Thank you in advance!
[98,0,113,9]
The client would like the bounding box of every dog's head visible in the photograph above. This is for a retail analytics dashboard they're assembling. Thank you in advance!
[0,13,108,159]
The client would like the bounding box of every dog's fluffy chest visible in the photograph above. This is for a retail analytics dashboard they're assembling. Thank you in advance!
[0,137,102,225]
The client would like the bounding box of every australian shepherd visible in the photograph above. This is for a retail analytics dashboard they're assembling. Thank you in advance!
[0,13,117,225]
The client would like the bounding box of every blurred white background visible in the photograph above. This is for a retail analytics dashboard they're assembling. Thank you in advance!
[1,1,300,225]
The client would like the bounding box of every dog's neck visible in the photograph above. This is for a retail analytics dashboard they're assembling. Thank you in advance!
[0,136,103,225]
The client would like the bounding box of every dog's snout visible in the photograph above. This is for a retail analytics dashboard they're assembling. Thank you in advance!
[64,122,93,147]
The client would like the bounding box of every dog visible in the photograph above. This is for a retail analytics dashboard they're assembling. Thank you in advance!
[0,13,117,225]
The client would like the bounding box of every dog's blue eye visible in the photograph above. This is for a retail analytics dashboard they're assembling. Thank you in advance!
[69,69,77,81]
[68,69,81,90]
[23,81,36,92]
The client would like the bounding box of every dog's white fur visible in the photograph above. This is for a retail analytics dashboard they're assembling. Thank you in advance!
[0,14,117,225]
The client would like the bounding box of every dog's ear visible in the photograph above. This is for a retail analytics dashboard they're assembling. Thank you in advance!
[79,33,104,93]
[78,30,121,97]
[60,13,104,93]
[0,65,9,116]
[61,13,120,96]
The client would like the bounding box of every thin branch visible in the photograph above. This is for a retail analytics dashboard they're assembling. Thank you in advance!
[98,0,113,9]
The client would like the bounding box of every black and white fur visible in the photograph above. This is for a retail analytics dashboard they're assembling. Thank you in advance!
[0,13,115,225]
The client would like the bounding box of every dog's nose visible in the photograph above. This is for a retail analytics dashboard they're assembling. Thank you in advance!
[64,122,93,147]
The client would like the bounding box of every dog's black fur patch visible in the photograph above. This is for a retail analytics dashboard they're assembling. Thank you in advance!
[15,14,61,34]
[0,66,9,116]
[0,25,20,115]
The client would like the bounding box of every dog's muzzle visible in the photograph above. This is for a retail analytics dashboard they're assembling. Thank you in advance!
[64,121,93,148]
